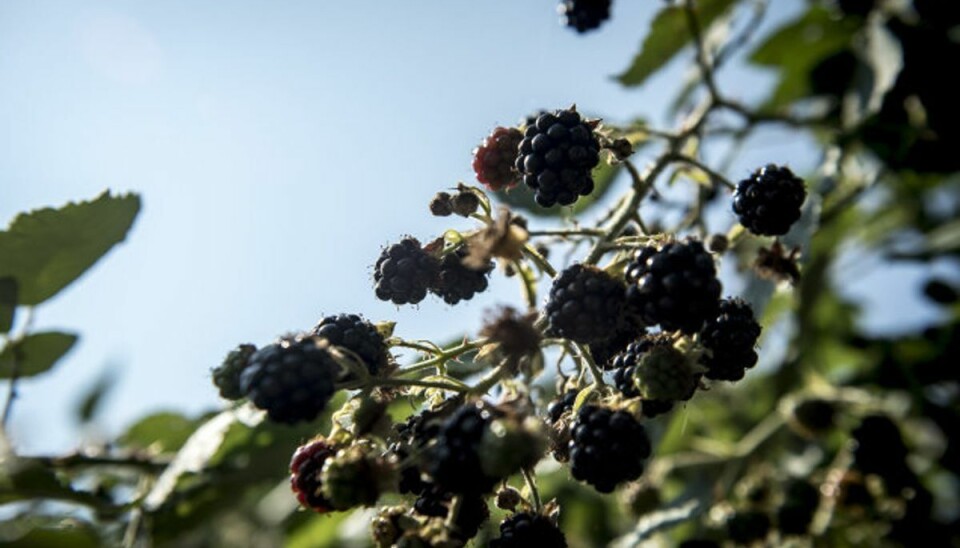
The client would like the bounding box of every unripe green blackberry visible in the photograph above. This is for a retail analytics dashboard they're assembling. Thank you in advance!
[632,344,702,402]
[311,313,389,376]
[699,298,761,382]
[559,0,612,34]
[479,414,548,479]
[625,239,722,334]
[429,247,493,305]
[321,443,397,511]
[240,336,339,424]
[516,107,601,207]
[212,343,256,400]
[733,164,807,236]
[290,438,337,513]
[491,511,568,548]
[726,510,771,545]
[569,404,652,493]
[545,264,626,344]
[473,126,523,191]
[611,335,679,416]
[374,237,440,305]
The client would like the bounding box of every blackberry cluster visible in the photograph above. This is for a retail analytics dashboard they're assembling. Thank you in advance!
[559,0,612,34]
[777,479,820,536]
[311,314,388,376]
[240,336,338,424]
[430,247,493,305]
[515,107,601,207]
[473,126,523,191]
[373,238,440,305]
[426,403,498,494]
[733,164,807,236]
[546,264,626,344]
[491,511,568,547]
[699,298,762,381]
[625,239,722,334]
[212,343,256,400]
[569,405,651,492]
[289,438,337,513]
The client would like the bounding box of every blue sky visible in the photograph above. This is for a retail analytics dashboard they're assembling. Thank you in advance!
[1,0,950,454]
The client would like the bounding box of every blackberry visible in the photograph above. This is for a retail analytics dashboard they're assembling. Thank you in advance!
[777,479,820,536]
[726,510,771,545]
[212,343,256,400]
[491,512,567,548]
[473,126,523,191]
[414,487,489,541]
[429,247,493,305]
[559,0,612,34]
[618,338,701,403]
[733,164,807,236]
[451,189,480,217]
[515,107,601,207]
[311,314,388,376]
[426,402,498,494]
[699,298,761,381]
[547,390,579,423]
[373,237,440,305]
[290,438,337,513]
[429,192,453,216]
[545,264,626,344]
[588,313,646,369]
[240,336,338,424]
[569,404,652,493]
[625,239,722,334]
[610,335,679,416]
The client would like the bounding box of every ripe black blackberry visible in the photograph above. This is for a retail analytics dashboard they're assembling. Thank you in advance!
[290,438,337,513]
[491,512,568,548]
[569,404,652,493]
[413,486,489,542]
[373,237,440,305]
[515,107,601,207]
[473,126,523,191]
[212,343,256,400]
[240,336,338,424]
[559,0,612,34]
[429,247,493,305]
[733,164,807,236]
[726,510,771,545]
[547,390,579,424]
[699,298,762,381]
[545,264,626,344]
[777,479,820,536]
[311,314,388,376]
[588,313,646,369]
[426,402,498,494]
[625,239,722,334]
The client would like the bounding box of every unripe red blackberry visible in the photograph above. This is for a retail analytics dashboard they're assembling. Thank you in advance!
[373,237,440,305]
[321,443,397,511]
[426,402,499,494]
[212,343,256,400]
[625,239,722,334]
[545,264,627,344]
[491,511,568,548]
[699,298,762,381]
[240,336,338,424]
[311,313,388,376]
[473,126,523,191]
[290,438,337,513]
[429,247,493,305]
[569,404,652,493]
[559,0,612,34]
[733,164,807,236]
[516,107,602,207]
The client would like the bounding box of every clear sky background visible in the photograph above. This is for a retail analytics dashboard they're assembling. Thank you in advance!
[1,0,952,454]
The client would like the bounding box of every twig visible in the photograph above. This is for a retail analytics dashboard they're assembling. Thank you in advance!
[521,467,542,512]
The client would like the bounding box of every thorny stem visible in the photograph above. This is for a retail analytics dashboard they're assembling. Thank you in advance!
[394,339,486,376]
[572,342,606,388]
[28,452,170,472]
[513,259,538,310]
[522,243,557,277]
[672,153,736,191]
[684,0,721,102]
[469,359,513,396]
[368,377,469,393]
[521,467,542,512]
[526,228,605,238]
[391,339,444,356]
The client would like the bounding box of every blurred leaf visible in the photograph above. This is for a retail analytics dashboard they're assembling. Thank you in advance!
[285,512,351,548]
[74,369,117,424]
[2,522,101,548]
[612,499,700,546]
[0,332,78,379]
[0,191,140,305]
[120,411,201,454]
[853,19,903,120]
[749,6,859,109]
[0,277,15,334]
[615,0,739,87]
[495,161,622,218]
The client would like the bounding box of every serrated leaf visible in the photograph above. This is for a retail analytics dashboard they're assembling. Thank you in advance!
[0,277,15,333]
[615,0,739,87]
[0,191,140,305]
[748,7,859,109]
[0,332,78,379]
[495,161,623,218]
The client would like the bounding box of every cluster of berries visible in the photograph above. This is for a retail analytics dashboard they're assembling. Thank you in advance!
[374,236,494,306]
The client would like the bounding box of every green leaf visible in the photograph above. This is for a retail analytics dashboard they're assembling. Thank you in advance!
[2,522,101,548]
[748,6,859,109]
[495,161,623,218]
[615,0,739,87]
[120,411,200,453]
[0,332,78,379]
[0,277,16,333]
[0,191,140,305]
